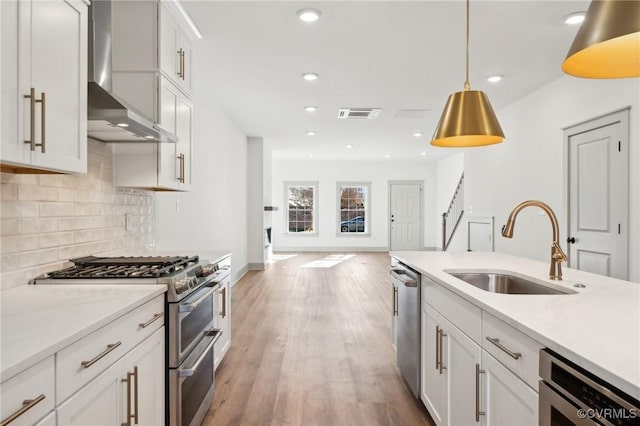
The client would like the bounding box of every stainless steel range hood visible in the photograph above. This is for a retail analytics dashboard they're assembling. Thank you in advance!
[87,0,177,143]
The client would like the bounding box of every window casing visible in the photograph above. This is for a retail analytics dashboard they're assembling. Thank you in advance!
[337,183,370,235]
[285,182,318,234]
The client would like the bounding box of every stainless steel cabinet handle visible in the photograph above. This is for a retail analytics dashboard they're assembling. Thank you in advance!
[0,394,45,426]
[393,287,398,316]
[220,287,227,318]
[81,341,122,368]
[177,48,184,78]
[139,313,163,328]
[475,363,485,422]
[485,336,522,360]
[439,328,447,374]
[121,366,139,426]
[177,153,185,183]
[24,88,36,151]
[435,325,440,370]
[181,50,186,80]
[35,92,45,153]
[391,284,395,317]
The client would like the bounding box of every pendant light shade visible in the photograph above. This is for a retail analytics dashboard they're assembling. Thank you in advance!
[563,0,640,78]
[431,0,505,148]
[431,90,504,147]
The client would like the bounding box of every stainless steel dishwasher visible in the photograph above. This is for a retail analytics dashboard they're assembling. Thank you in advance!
[390,262,421,398]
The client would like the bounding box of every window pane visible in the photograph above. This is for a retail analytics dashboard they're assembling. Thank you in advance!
[338,184,369,234]
[287,184,315,233]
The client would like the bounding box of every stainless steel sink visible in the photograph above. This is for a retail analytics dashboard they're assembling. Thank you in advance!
[446,270,576,295]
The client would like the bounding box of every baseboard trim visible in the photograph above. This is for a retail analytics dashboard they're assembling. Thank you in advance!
[231,264,249,288]
[248,262,266,271]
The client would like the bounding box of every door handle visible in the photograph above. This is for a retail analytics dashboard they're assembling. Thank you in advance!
[435,325,440,370]
[567,237,576,244]
[35,91,45,153]
[24,88,36,151]
[438,328,447,374]
[475,363,485,422]
[0,394,45,426]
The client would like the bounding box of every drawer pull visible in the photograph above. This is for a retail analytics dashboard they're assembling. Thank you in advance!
[81,341,122,368]
[139,313,163,328]
[0,394,45,426]
[475,363,485,422]
[485,336,522,360]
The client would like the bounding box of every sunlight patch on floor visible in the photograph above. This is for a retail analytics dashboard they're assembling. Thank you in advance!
[268,254,298,263]
[299,254,356,268]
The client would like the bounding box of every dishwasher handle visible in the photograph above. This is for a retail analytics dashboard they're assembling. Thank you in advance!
[390,268,417,287]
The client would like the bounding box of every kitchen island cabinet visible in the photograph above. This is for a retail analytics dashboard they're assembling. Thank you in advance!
[0,0,88,174]
[392,251,640,411]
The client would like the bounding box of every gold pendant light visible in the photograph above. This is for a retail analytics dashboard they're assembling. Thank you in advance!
[563,0,640,79]
[431,0,504,148]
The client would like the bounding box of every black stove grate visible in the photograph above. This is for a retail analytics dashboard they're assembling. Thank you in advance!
[45,255,199,279]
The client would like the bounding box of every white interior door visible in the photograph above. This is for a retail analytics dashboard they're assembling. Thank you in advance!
[390,182,422,251]
[566,110,629,280]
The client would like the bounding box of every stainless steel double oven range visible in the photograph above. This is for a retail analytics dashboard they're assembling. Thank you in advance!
[32,255,230,426]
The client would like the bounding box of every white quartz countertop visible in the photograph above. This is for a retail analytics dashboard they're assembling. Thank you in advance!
[0,284,166,382]
[390,251,640,400]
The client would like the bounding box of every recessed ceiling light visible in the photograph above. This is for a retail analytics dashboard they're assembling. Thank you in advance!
[345,144,353,149]
[563,12,586,25]
[302,73,319,81]
[487,75,503,83]
[116,123,129,127]
[306,131,316,136]
[145,136,154,139]
[308,154,315,158]
[420,151,427,156]
[304,106,317,112]
[297,9,321,23]
[413,132,424,137]
[384,153,392,158]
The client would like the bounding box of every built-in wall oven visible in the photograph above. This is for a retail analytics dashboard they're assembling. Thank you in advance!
[539,349,640,426]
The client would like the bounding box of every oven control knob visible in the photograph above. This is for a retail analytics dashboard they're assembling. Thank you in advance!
[175,278,189,294]
[196,264,217,277]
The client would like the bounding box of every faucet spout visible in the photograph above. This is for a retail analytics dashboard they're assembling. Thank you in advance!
[501,200,567,280]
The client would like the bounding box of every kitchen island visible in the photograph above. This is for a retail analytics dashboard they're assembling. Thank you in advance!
[391,250,639,424]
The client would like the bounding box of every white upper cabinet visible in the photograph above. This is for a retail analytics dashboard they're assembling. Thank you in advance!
[111,0,197,191]
[160,3,193,95]
[1,0,88,174]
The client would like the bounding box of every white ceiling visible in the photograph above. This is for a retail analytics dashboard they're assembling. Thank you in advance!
[183,0,589,162]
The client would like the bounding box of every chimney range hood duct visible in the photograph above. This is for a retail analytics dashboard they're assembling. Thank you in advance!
[87,0,177,143]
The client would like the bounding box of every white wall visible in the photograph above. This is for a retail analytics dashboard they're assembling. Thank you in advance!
[155,43,249,282]
[436,152,465,250]
[272,160,437,251]
[448,75,640,282]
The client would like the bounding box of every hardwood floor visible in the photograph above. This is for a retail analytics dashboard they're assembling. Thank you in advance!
[202,252,434,426]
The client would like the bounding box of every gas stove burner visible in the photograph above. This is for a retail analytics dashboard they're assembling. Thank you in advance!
[44,255,200,279]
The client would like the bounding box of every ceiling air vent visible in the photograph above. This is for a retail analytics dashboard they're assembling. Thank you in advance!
[337,108,382,120]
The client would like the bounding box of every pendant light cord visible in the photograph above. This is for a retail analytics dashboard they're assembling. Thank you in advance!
[464,0,470,90]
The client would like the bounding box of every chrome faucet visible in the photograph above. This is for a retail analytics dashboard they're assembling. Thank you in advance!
[501,200,568,280]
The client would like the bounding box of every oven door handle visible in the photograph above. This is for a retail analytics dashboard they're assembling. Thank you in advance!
[179,285,219,313]
[178,329,222,377]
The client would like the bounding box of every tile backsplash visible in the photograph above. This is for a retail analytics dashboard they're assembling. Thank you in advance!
[0,140,155,290]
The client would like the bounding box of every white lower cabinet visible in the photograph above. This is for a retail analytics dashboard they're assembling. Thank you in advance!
[57,327,164,426]
[421,295,538,426]
[33,411,56,426]
[57,358,123,425]
[481,350,538,426]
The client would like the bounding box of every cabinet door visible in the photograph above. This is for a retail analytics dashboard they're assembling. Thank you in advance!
[177,33,193,94]
[447,320,482,426]
[30,0,87,173]
[481,351,538,426]
[158,77,180,189]
[159,3,180,82]
[421,305,447,425]
[122,328,165,426]
[57,360,122,425]
[176,95,193,189]
[1,0,86,173]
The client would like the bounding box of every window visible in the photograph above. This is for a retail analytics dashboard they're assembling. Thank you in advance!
[285,182,317,234]
[337,183,370,235]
